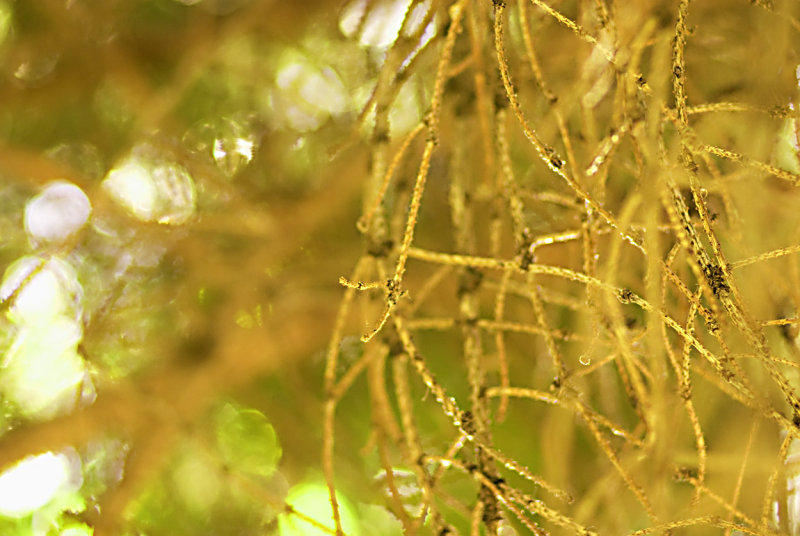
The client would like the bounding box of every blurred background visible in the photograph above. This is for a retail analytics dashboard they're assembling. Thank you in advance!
[0,0,799,535]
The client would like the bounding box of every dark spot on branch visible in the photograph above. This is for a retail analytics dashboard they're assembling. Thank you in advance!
[461,410,477,436]
[702,263,729,296]
[544,146,564,170]
[618,288,635,304]
[705,316,720,333]
[386,278,405,305]
[426,130,439,146]
[674,466,697,481]
[769,104,790,118]
[519,250,534,271]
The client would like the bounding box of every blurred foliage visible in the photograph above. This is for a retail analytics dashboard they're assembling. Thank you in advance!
[0,0,799,535]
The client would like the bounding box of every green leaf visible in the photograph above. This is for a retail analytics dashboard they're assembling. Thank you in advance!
[215,403,281,478]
